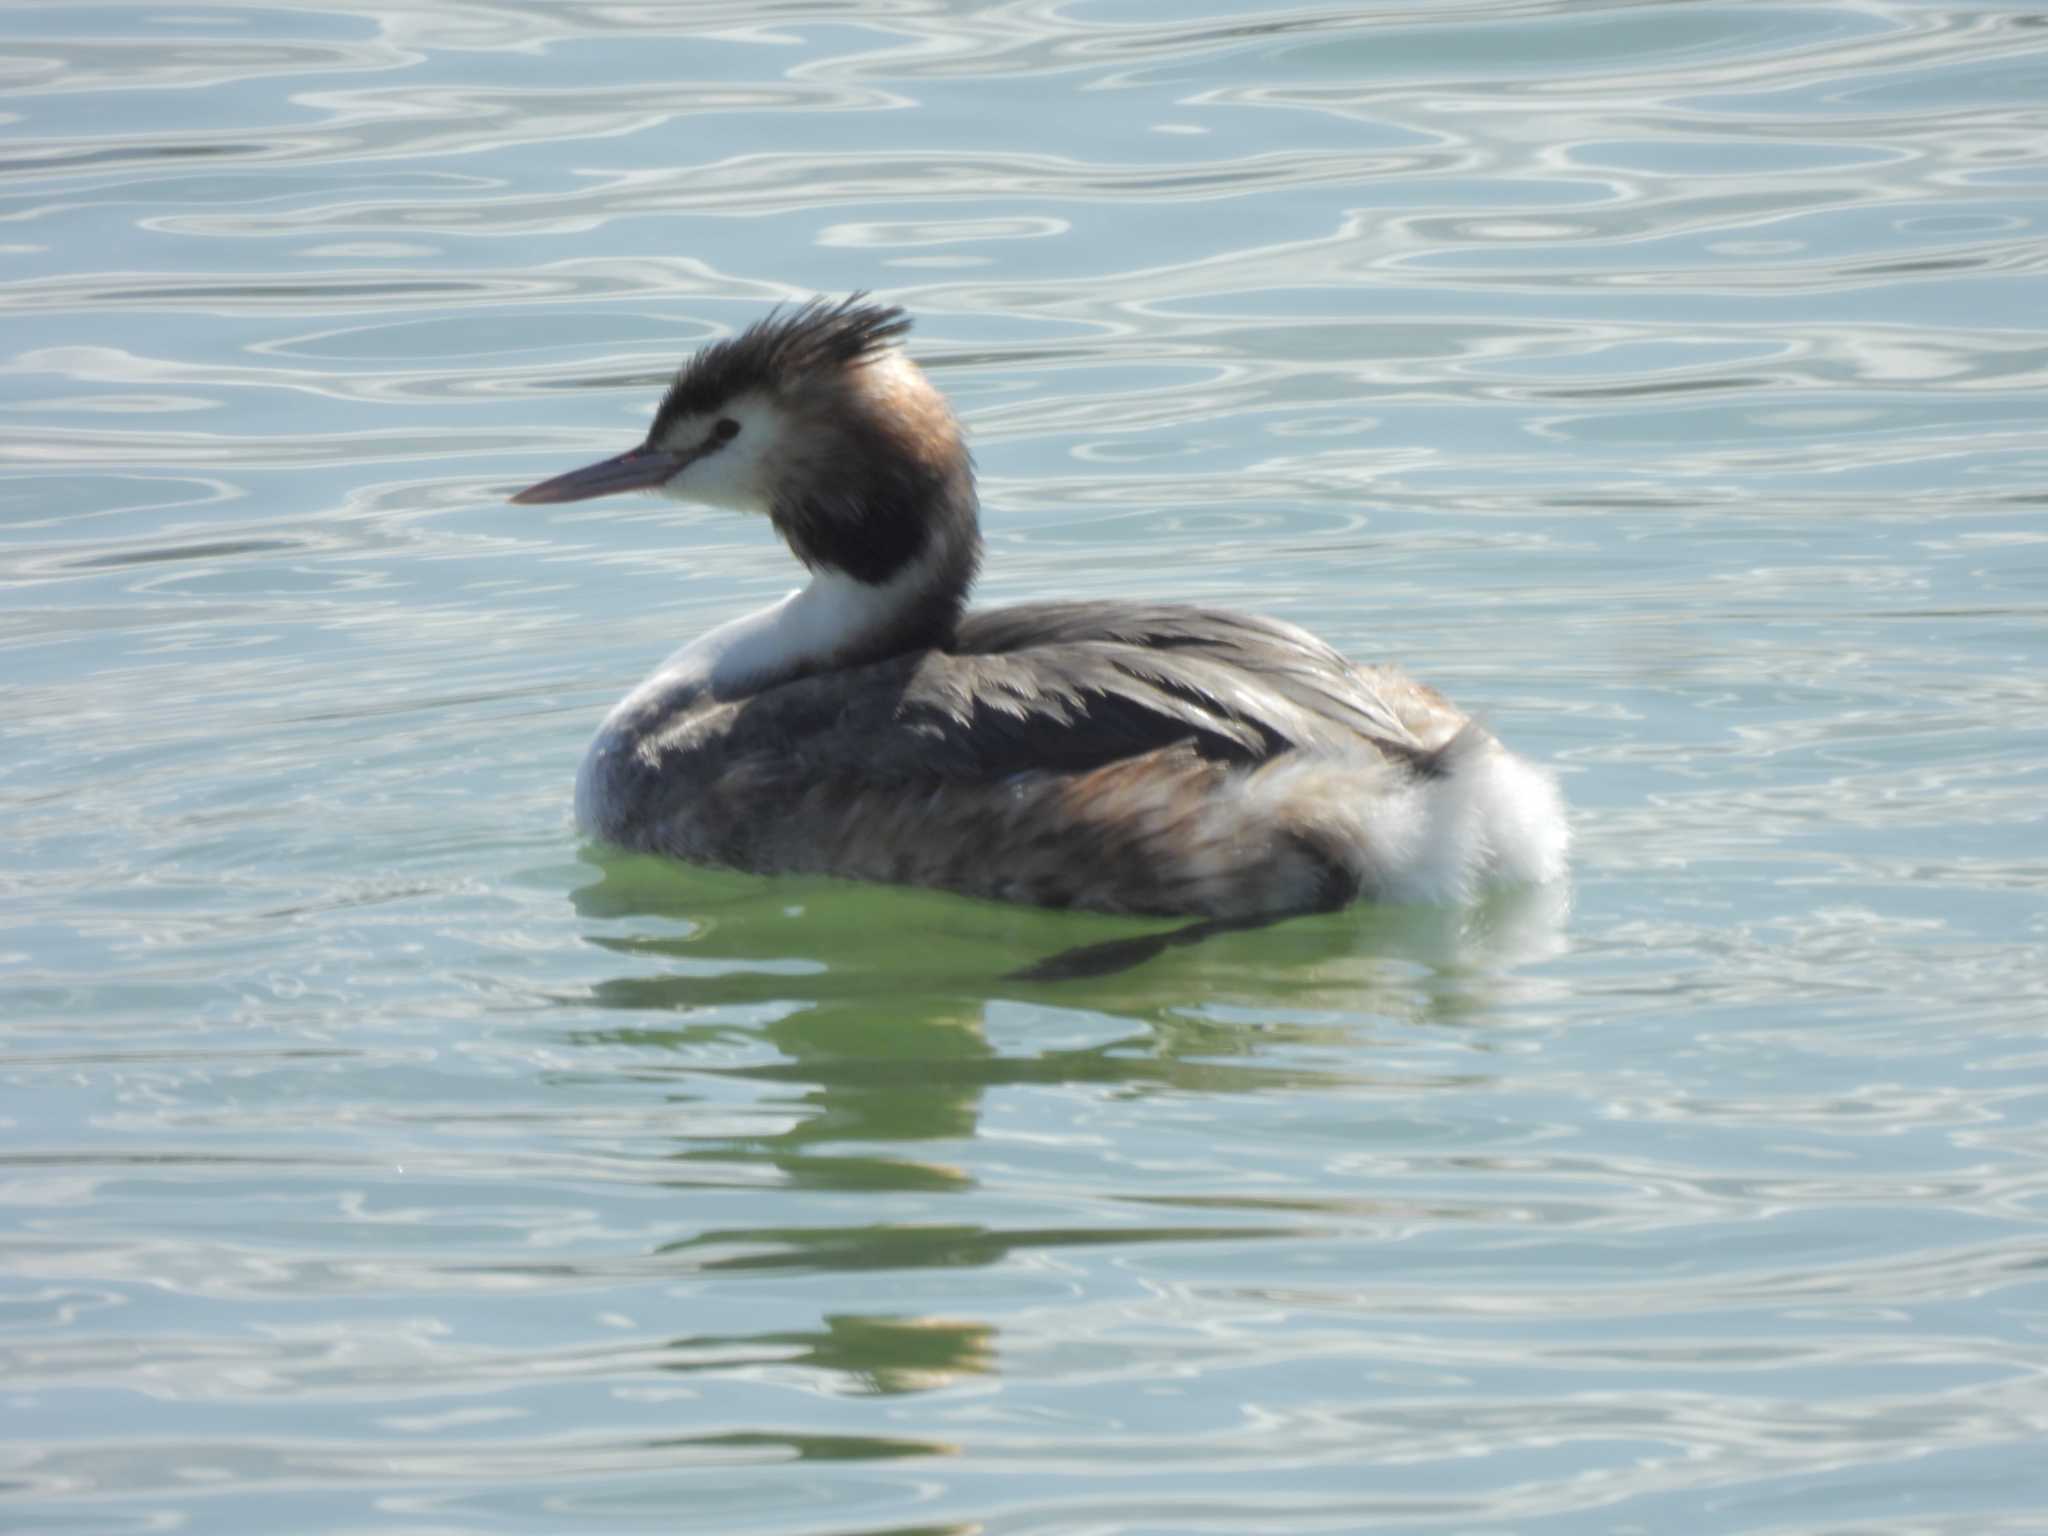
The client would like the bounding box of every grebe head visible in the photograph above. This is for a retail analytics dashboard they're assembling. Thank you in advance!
[512,296,981,620]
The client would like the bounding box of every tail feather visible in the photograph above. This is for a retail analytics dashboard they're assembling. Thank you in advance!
[1410,722,1570,898]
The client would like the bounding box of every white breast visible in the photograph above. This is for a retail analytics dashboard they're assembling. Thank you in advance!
[573,562,937,832]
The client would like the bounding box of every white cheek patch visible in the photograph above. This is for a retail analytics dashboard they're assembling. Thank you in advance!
[655,394,781,513]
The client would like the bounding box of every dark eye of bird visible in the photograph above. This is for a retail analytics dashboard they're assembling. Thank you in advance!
[712,418,740,442]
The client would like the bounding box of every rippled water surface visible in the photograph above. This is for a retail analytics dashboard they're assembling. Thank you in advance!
[5,2,2048,1531]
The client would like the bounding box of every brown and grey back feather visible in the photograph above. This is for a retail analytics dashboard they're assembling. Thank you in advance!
[585,601,1476,916]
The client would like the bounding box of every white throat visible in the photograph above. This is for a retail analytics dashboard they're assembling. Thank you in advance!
[603,545,951,723]
[680,565,921,698]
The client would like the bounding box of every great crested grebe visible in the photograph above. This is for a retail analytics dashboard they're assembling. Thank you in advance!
[515,297,1568,942]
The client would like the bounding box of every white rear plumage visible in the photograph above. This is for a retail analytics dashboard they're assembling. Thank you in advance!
[1338,725,1571,905]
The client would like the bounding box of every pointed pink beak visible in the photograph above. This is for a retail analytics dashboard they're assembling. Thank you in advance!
[510,444,686,505]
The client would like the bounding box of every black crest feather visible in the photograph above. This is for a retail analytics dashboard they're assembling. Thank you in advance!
[649,294,911,440]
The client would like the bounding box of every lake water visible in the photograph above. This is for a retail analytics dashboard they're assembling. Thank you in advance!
[4,2,2047,1532]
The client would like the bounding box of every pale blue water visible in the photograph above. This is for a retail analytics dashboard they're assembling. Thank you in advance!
[4,3,2047,1532]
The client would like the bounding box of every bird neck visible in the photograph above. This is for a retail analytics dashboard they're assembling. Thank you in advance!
[688,488,981,700]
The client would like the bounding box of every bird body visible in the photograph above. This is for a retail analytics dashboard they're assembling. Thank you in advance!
[515,298,1567,922]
